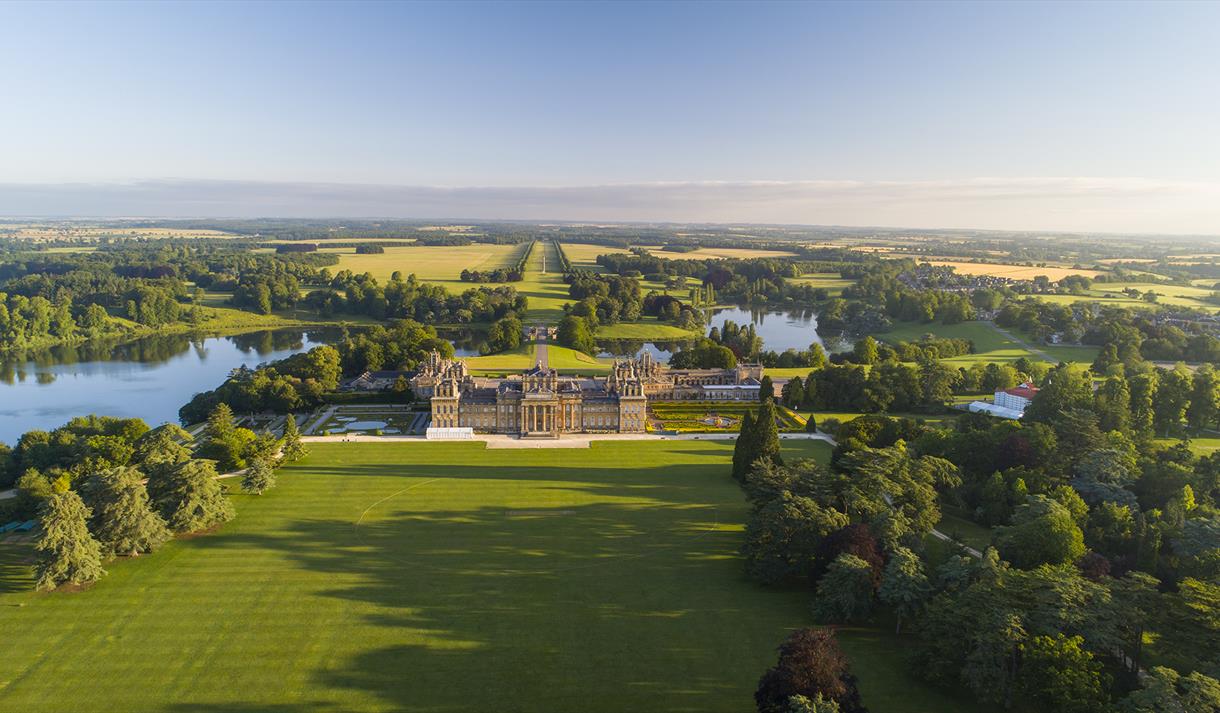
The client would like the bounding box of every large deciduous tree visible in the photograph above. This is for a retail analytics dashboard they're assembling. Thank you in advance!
[879,546,931,634]
[755,628,866,713]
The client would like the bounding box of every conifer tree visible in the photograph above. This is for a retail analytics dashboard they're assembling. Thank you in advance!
[759,375,775,402]
[805,412,819,434]
[89,466,171,557]
[755,398,785,469]
[732,410,757,481]
[35,490,106,590]
[155,459,235,533]
[241,456,276,495]
[281,414,307,462]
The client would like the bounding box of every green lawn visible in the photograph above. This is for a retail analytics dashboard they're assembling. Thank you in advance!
[460,343,613,375]
[596,319,702,340]
[881,320,1097,366]
[515,241,572,323]
[0,440,981,712]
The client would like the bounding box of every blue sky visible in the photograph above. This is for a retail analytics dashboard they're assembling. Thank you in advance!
[1,1,1219,232]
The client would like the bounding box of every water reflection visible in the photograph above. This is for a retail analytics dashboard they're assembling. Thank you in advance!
[0,329,340,444]
[709,306,825,352]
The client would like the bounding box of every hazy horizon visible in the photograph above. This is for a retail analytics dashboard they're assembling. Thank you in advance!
[3,1,1219,233]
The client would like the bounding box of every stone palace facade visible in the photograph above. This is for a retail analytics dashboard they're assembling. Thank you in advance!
[408,350,763,438]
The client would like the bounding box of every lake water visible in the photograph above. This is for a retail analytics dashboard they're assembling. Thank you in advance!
[0,326,484,444]
[0,330,338,444]
[597,306,831,363]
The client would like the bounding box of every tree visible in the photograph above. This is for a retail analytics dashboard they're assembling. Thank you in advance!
[783,694,841,713]
[1093,376,1131,434]
[1118,666,1220,713]
[760,375,775,402]
[87,466,171,557]
[1189,365,1220,431]
[281,414,307,462]
[755,628,866,713]
[1154,368,1192,437]
[732,411,758,481]
[812,553,875,623]
[782,376,806,407]
[556,315,597,355]
[34,490,105,590]
[241,456,276,495]
[206,402,237,442]
[994,496,1086,568]
[754,399,784,469]
[1129,372,1158,441]
[805,412,818,434]
[742,492,849,584]
[1017,634,1108,713]
[879,546,931,634]
[1024,363,1093,423]
[852,337,878,365]
[154,459,235,533]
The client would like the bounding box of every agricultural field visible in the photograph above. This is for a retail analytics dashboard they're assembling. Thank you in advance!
[328,243,523,286]
[558,242,631,271]
[650,401,804,433]
[642,246,799,260]
[0,223,239,240]
[1030,281,1219,313]
[927,260,1103,280]
[0,440,982,712]
[790,272,856,296]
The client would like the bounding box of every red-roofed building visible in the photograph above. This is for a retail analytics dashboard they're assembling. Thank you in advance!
[995,382,1039,412]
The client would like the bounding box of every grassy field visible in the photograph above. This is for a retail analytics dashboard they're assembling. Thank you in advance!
[1029,281,1219,313]
[558,242,631,271]
[595,319,701,340]
[514,241,573,323]
[882,320,1098,366]
[329,244,522,286]
[459,343,612,375]
[0,440,983,712]
[790,272,856,296]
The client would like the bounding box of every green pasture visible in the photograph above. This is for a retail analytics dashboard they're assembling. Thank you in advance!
[790,272,856,296]
[595,319,701,340]
[0,440,983,712]
[459,342,612,375]
[1029,281,1218,313]
[882,320,1098,366]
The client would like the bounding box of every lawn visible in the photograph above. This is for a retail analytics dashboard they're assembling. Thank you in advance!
[789,272,856,296]
[881,320,1097,366]
[459,342,612,375]
[514,241,573,323]
[0,440,983,712]
[558,241,631,271]
[595,319,701,340]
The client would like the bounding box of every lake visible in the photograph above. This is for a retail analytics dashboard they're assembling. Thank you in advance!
[597,306,832,363]
[0,330,340,444]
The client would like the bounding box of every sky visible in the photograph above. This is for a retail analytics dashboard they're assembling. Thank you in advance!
[1,0,1219,233]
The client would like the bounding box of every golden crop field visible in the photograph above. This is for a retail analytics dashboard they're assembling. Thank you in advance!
[328,244,522,285]
[928,260,1103,280]
[0,224,239,240]
[641,246,798,260]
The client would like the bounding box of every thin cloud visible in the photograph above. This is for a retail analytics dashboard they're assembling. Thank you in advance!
[0,177,1218,235]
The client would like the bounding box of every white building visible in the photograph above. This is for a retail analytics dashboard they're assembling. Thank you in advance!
[994,383,1039,412]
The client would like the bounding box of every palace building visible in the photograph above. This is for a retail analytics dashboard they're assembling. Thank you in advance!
[409,350,763,438]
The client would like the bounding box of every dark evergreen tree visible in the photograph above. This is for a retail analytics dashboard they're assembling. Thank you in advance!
[281,414,307,462]
[155,459,236,533]
[88,466,171,557]
[241,456,276,495]
[760,375,775,402]
[733,410,758,481]
[754,399,784,469]
[35,490,106,590]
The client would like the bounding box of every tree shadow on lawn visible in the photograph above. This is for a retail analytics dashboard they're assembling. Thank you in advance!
[167,460,789,712]
[0,544,34,595]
